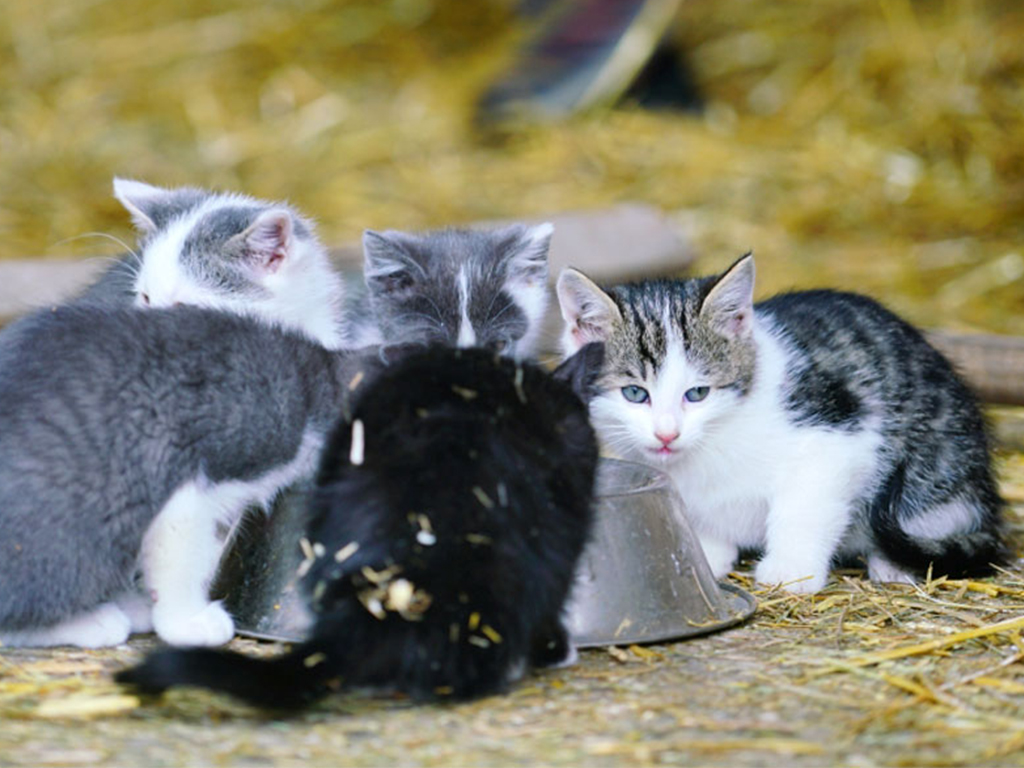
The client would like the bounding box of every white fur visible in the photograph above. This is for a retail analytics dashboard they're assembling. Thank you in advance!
[900,500,978,541]
[506,223,553,359]
[867,554,916,585]
[140,429,324,647]
[456,266,477,347]
[587,316,885,594]
[0,602,131,649]
[125,188,346,350]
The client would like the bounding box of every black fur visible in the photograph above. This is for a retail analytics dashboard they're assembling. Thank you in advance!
[118,343,604,707]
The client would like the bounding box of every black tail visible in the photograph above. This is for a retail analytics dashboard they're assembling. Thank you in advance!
[869,461,1010,579]
[115,643,336,710]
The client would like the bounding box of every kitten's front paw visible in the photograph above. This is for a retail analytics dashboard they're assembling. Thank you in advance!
[697,537,739,579]
[153,601,235,647]
[754,558,827,594]
[115,590,154,633]
[2,602,133,648]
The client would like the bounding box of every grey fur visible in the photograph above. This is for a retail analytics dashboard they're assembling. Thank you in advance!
[354,225,551,356]
[0,304,378,633]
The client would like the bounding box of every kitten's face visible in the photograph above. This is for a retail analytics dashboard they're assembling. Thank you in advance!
[556,256,757,465]
[361,224,552,358]
[113,178,342,346]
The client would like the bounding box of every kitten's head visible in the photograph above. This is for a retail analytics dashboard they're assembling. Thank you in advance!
[556,254,757,464]
[114,178,344,347]
[361,223,553,358]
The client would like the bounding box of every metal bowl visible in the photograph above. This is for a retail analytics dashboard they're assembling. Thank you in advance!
[566,458,755,647]
[214,458,755,647]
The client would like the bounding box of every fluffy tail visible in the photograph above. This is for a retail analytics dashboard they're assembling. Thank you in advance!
[869,461,1010,579]
[115,643,336,710]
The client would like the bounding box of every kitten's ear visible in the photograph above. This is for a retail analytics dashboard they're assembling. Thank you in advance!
[113,178,171,234]
[700,252,755,338]
[556,268,622,351]
[233,209,294,275]
[552,342,605,402]
[363,230,420,297]
[499,222,554,284]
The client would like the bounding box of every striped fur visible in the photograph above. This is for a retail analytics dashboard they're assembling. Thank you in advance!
[557,254,1007,593]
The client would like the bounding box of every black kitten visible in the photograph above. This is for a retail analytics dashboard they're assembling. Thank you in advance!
[117,343,604,707]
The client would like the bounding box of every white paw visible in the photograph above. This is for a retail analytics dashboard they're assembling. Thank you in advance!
[1,603,132,649]
[697,537,739,579]
[153,601,235,647]
[549,643,579,669]
[74,603,133,648]
[115,590,154,633]
[867,554,917,585]
[755,557,827,594]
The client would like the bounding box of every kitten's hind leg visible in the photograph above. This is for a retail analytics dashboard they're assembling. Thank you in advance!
[141,479,237,647]
[866,554,916,585]
[0,602,131,649]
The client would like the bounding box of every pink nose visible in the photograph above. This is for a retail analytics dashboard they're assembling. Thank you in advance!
[654,430,679,446]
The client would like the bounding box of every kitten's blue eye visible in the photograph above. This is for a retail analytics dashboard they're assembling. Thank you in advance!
[621,385,650,404]
[684,386,710,403]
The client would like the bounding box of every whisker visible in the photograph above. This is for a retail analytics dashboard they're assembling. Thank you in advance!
[52,232,141,266]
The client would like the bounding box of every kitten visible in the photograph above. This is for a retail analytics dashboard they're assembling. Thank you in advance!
[0,304,378,649]
[77,179,346,349]
[556,254,1007,593]
[116,343,604,707]
[348,224,554,357]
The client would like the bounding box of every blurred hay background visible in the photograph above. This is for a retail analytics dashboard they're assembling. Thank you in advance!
[1,0,1022,333]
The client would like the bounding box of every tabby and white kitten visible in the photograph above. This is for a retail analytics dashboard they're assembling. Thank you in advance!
[557,254,1007,593]
[80,178,346,349]
[347,224,554,357]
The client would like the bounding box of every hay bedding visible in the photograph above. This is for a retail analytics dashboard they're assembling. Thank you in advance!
[2,0,1024,763]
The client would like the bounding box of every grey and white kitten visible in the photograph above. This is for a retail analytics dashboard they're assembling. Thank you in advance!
[80,179,346,349]
[346,224,554,357]
[557,254,1007,593]
[0,304,378,649]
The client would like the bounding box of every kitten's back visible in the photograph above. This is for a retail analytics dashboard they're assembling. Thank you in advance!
[758,289,1006,576]
[0,304,350,631]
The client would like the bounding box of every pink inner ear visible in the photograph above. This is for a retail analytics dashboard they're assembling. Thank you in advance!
[730,310,749,336]
[265,249,286,273]
[246,214,292,274]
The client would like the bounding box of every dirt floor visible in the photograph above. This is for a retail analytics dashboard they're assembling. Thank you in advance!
[2,453,1023,768]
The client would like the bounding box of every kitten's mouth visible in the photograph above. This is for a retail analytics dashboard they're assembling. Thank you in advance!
[648,446,677,458]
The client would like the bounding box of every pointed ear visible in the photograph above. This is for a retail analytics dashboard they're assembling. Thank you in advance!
[232,209,294,275]
[113,178,170,234]
[500,222,553,284]
[552,342,605,402]
[363,230,420,297]
[700,252,755,338]
[556,268,622,351]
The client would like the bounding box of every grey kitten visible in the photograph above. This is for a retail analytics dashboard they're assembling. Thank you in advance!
[77,179,346,349]
[0,304,377,648]
[557,254,1007,593]
[345,224,554,357]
